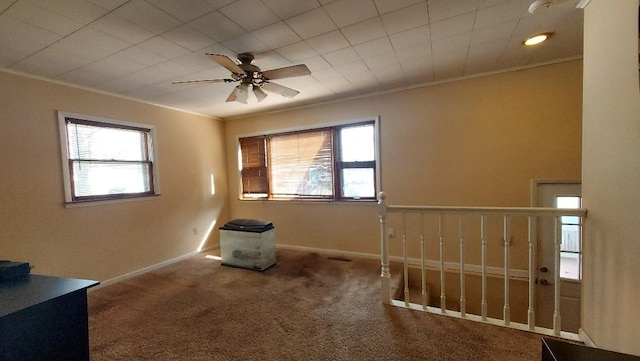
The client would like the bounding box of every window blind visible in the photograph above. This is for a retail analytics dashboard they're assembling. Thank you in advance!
[237,119,378,201]
[239,136,268,196]
[268,129,333,198]
[65,118,153,200]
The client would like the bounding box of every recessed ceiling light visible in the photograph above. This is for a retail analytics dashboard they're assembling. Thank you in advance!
[523,32,552,46]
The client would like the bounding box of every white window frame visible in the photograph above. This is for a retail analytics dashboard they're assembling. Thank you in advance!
[57,111,161,206]
[557,195,583,281]
[236,116,381,202]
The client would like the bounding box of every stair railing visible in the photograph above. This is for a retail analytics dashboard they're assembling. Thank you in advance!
[377,191,587,339]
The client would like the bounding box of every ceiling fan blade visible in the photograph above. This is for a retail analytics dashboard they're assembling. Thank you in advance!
[171,79,233,85]
[226,88,237,102]
[262,82,300,98]
[261,64,311,80]
[206,53,246,75]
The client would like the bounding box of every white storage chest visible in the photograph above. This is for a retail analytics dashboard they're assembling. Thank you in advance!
[219,219,275,271]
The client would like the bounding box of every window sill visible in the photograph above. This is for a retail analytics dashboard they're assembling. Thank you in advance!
[238,197,377,206]
[64,194,161,208]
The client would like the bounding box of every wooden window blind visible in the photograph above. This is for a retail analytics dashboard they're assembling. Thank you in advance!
[239,136,268,196]
[238,119,377,201]
[269,129,334,198]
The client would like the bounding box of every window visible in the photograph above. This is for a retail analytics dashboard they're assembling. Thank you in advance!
[557,196,582,280]
[336,122,376,198]
[238,119,379,201]
[58,112,158,203]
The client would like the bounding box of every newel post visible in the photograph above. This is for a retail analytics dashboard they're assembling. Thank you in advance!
[378,191,391,305]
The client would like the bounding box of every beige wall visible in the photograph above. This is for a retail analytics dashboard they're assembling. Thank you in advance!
[224,60,583,261]
[0,70,229,281]
[581,0,640,355]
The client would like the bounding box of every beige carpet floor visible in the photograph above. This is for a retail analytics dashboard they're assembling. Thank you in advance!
[88,249,544,360]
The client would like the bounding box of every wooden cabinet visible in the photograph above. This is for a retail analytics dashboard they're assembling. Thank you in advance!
[542,338,640,361]
[0,275,98,361]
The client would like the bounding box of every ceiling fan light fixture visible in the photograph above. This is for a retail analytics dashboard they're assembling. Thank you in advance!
[522,32,552,46]
[253,86,268,102]
[528,0,553,13]
[234,84,249,104]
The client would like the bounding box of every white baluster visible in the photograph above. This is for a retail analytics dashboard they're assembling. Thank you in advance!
[553,216,562,335]
[439,214,446,313]
[459,215,466,317]
[375,195,587,338]
[481,215,488,321]
[378,192,391,304]
[403,213,410,307]
[503,215,511,326]
[527,216,536,331]
[421,214,427,310]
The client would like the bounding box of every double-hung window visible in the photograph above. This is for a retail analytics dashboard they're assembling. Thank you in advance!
[557,196,582,280]
[238,118,379,201]
[58,112,158,204]
[335,122,376,199]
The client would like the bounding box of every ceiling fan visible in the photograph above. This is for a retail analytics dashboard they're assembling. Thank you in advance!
[172,53,311,104]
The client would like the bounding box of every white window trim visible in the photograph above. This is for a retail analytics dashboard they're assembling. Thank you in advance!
[57,111,161,207]
[236,116,381,202]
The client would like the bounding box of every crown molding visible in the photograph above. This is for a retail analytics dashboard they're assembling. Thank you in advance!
[576,0,591,9]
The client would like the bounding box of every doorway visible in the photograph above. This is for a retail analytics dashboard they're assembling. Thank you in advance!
[535,182,582,333]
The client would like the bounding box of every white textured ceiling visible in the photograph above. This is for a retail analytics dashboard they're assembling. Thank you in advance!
[0,0,583,119]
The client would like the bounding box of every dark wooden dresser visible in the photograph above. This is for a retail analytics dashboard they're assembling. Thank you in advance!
[0,275,99,361]
[543,337,640,361]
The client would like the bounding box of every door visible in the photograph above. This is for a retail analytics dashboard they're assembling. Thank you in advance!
[535,182,582,333]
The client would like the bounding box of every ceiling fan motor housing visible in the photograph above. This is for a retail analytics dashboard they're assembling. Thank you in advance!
[236,53,263,86]
[237,53,255,64]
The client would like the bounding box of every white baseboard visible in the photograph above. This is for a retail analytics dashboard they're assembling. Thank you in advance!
[90,243,527,292]
[200,244,220,253]
[89,250,203,291]
[276,244,380,261]
[579,328,597,347]
[275,245,528,279]
[92,245,362,292]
